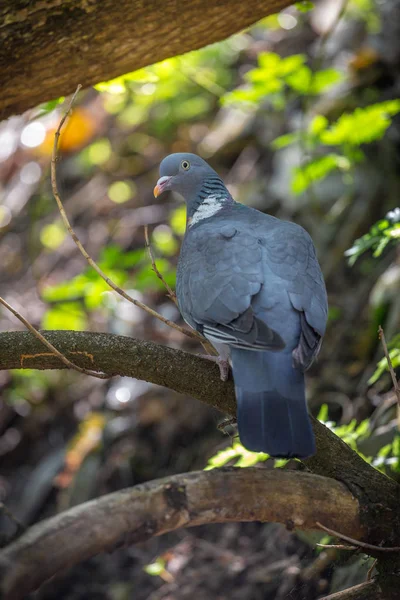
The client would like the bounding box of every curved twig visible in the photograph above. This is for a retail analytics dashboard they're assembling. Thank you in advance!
[0,469,363,600]
[50,88,206,345]
[317,522,400,553]
[144,225,177,304]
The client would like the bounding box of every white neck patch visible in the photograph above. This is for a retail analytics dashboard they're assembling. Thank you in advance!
[189,195,225,227]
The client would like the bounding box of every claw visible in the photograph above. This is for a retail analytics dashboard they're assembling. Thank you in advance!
[197,354,230,382]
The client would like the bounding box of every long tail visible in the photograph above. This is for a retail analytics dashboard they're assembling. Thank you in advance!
[230,348,315,458]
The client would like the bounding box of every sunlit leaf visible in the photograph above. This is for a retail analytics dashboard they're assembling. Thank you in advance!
[320,100,400,146]
[42,303,87,331]
[144,558,166,577]
[285,65,312,94]
[310,69,342,94]
[317,404,329,422]
[271,132,299,149]
[295,1,314,12]
[346,208,400,264]
[368,348,400,385]
[291,154,349,194]
[309,115,329,136]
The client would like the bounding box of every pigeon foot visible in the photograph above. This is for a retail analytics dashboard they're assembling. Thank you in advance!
[198,354,230,382]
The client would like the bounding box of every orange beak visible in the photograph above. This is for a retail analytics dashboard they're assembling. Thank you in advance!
[153,176,172,198]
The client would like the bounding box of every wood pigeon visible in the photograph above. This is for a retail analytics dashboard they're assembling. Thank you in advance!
[154,153,327,458]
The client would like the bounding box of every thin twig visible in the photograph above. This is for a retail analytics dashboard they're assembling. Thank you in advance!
[144,225,177,304]
[317,522,400,553]
[0,296,110,379]
[316,543,357,550]
[50,86,206,345]
[378,326,400,408]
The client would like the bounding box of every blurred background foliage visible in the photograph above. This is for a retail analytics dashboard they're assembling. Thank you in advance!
[0,0,399,597]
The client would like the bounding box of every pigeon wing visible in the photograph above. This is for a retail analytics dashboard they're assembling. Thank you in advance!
[176,222,284,351]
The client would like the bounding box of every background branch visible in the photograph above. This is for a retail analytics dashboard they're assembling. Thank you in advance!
[321,580,382,600]
[0,0,293,120]
[0,468,363,600]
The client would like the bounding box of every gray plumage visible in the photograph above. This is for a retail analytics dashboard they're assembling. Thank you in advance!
[155,153,328,458]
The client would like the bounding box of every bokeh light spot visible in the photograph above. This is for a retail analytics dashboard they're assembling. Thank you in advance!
[21,122,46,148]
[152,225,178,255]
[0,207,12,228]
[170,205,187,235]
[88,139,112,165]
[20,162,42,184]
[108,180,134,203]
[40,222,67,249]
[0,130,18,162]
[278,13,298,30]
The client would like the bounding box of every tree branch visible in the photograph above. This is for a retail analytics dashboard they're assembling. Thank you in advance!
[321,580,382,600]
[1,330,399,546]
[0,0,293,120]
[0,468,363,600]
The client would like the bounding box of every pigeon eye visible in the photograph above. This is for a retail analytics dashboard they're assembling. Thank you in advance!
[181,160,190,171]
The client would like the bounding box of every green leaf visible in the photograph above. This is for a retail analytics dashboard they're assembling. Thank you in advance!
[317,404,329,422]
[320,100,400,146]
[144,558,166,577]
[279,54,307,75]
[205,443,268,470]
[204,445,241,470]
[286,65,312,94]
[310,69,342,94]
[274,458,290,468]
[42,303,87,331]
[346,209,400,264]
[271,132,299,149]
[309,115,328,136]
[295,1,315,12]
[291,154,349,195]
[36,97,66,117]
[368,348,400,385]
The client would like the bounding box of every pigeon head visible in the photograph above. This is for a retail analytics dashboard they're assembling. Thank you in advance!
[154,153,217,199]
[154,153,232,221]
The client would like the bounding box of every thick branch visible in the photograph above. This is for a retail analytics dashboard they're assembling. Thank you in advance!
[1,330,399,546]
[0,0,292,120]
[0,468,363,600]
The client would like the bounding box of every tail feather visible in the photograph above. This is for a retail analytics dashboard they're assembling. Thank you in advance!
[231,348,315,458]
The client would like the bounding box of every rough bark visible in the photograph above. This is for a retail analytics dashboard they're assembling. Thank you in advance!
[0,0,292,120]
[0,469,363,600]
[1,330,399,539]
[0,330,399,598]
